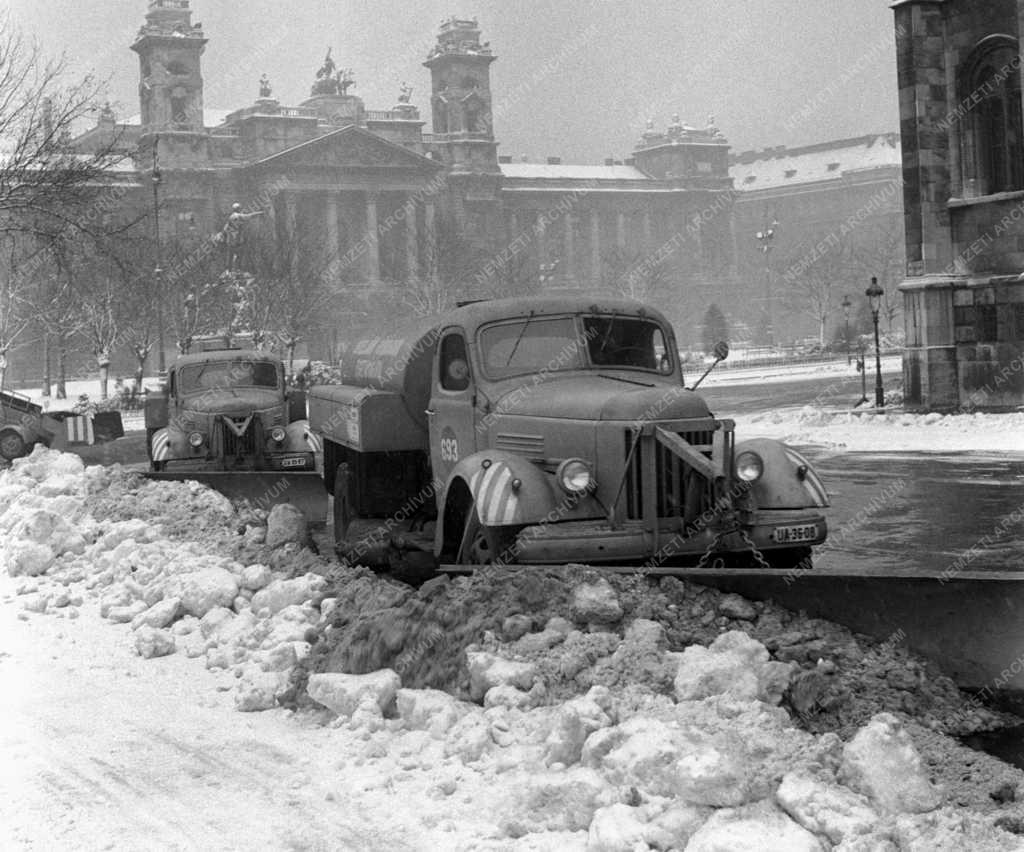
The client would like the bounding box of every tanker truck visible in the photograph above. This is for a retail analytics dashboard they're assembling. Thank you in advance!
[308,296,829,571]
[144,345,327,521]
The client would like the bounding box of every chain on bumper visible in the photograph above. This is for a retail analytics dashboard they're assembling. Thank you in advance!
[694,513,772,571]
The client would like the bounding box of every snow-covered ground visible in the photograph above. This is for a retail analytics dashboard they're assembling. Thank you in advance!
[704,355,902,388]
[4,448,1024,850]
[735,407,1024,455]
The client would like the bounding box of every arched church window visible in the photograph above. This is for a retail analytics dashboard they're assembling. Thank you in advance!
[961,38,1024,197]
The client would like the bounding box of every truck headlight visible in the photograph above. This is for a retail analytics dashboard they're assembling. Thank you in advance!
[557,458,594,493]
[188,431,204,448]
[735,451,763,483]
[270,426,286,443]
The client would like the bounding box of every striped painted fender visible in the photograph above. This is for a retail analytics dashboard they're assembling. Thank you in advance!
[150,427,172,462]
[448,451,559,528]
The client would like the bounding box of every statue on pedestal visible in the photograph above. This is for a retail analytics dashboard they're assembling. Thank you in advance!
[259,74,272,99]
[398,82,413,104]
[215,203,264,272]
[312,48,340,96]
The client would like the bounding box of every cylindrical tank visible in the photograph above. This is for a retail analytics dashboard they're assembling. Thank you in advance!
[334,319,441,432]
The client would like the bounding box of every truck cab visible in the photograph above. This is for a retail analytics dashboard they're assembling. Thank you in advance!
[310,297,828,570]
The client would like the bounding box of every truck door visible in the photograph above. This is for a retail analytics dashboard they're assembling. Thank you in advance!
[428,327,477,483]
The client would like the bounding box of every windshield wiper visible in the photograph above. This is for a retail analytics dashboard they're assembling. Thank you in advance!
[598,374,654,387]
[505,311,535,367]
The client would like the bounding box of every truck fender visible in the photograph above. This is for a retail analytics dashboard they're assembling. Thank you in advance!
[150,427,172,462]
[284,419,321,453]
[0,424,32,460]
[436,451,560,553]
[736,438,829,509]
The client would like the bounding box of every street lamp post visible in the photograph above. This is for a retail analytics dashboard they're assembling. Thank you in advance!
[755,218,779,348]
[841,294,852,365]
[865,276,885,408]
[151,136,166,374]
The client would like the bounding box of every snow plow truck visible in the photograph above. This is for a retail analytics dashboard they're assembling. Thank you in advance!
[308,296,829,571]
[144,346,326,521]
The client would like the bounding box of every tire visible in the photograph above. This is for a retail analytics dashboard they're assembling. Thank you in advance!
[0,429,27,461]
[457,507,520,566]
[332,463,353,559]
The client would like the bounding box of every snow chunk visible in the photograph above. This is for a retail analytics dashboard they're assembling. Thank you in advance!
[235,668,288,712]
[396,688,471,738]
[674,630,794,705]
[306,670,401,717]
[131,598,183,631]
[776,771,878,845]
[134,626,176,659]
[239,563,273,592]
[170,568,240,617]
[249,573,325,615]
[839,712,943,814]
[587,803,647,851]
[264,503,309,549]
[686,799,825,852]
[3,541,55,577]
[570,578,622,624]
[466,650,538,702]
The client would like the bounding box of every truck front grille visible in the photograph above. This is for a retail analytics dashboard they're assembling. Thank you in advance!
[221,418,257,457]
[624,428,719,526]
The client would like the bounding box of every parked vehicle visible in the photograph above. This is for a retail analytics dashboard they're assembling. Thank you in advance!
[0,389,64,461]
[144,345,326,521]
[308,296,829,571]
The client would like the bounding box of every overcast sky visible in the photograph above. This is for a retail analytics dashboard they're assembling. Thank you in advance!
[9,0,900,162]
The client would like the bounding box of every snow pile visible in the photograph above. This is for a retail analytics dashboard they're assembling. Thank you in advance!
[737,408,1024,453]
[5,447,1024,849]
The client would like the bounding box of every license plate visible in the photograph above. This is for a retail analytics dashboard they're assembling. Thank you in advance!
[773,524,818,544]
[281,457,305,469]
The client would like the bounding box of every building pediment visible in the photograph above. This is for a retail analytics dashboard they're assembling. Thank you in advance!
[249,125,441,171]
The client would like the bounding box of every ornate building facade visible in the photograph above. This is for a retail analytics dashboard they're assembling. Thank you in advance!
[894,0,1024,408]
[62,0,905,380]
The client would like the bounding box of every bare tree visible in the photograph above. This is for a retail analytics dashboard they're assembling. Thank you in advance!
[0,235,34,389]
[781,237,859,346]
[0,14,126,242]
[850,224,906,335]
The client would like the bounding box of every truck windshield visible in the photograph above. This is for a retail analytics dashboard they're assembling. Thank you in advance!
[178,360,280,393]
[479,315,672,379]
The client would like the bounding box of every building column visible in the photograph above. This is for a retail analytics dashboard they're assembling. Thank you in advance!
[284,192,298,241]
[590,208,601,281]
[563,214,576,285]
[642,209,653,252]
[364,190,380,281]
[424,201,436,275]
[325,192,340,267]
[616,211,626,252]
[405,196,419,281]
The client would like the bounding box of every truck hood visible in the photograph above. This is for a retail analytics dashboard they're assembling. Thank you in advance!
[181,389,282,416]
[491,375,712,421]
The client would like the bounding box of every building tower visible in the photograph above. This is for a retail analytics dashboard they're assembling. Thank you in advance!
[131,0,209,165]
[424,17,499,174]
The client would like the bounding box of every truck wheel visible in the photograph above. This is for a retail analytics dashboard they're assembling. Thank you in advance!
[0,429,27,461]
[457,508,519,566]
[332,464,353,556]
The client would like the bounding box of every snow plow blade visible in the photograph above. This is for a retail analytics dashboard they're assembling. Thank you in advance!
[142,471,327,525]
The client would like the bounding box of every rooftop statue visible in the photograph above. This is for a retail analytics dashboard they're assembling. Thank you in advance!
[259,74,272,99]
[339,68,356,96]
[398,82,413,104]
[312,48,340,96]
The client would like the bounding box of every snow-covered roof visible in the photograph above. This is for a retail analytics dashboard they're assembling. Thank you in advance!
[500,163,650,181]
[729,133,900,190]
[123,109,234,128]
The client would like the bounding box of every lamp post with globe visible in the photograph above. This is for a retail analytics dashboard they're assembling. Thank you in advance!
[866,276,885,407]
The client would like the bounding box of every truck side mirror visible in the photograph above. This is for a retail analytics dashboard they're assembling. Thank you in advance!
[713,341,730,362]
